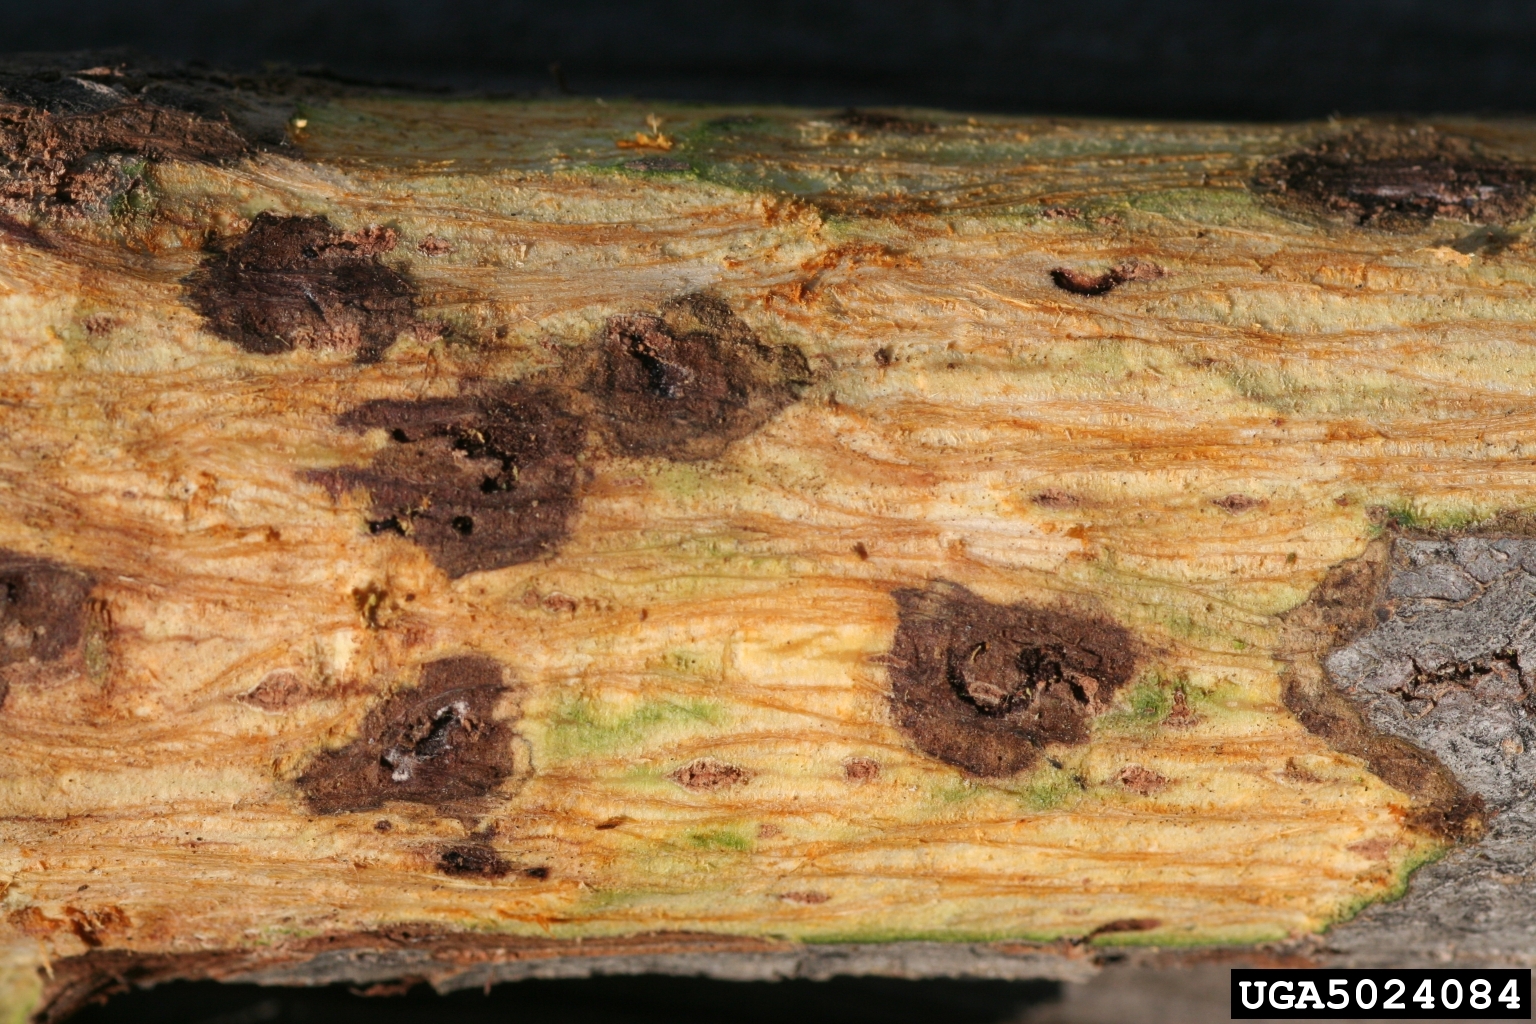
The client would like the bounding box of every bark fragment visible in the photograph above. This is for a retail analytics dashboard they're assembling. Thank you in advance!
[1278,540,1489,841]
[1323,539,1536,812]
[0,101,246,213]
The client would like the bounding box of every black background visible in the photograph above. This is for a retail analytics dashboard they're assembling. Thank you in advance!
[8,1,1536,1020]
[6,0,1536,119]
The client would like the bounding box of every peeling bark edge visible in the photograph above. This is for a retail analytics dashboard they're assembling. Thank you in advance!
[34,932,1098,1021]
[1276,539,1487,842]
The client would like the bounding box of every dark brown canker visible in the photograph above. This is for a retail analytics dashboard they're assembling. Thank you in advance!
[296,655,520,814]
[329,382,586,579]
[886,581,1140,777]
[1254,126,1535,227]
[186,213,418,362]
[324,293,807,575]
[592,293,811,462]
[0,550,96,709]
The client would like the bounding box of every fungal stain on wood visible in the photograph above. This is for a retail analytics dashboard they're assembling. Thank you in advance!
[296,654,521,814]
[1254,126,1535,227]
[186,213,421,361]
[591,293,811,462]
[886,581,1141,777]
[329,383,587,578]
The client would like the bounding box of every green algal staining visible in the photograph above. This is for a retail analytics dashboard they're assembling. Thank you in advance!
[1011,764,1085,812]
[929,778,983,807]
[544,696,724,761]
[1371,498,1493,535]
[685,827,753,853]
[1130,677,1175,721]
[927,763,1086,813]
[1094,671,1234,737]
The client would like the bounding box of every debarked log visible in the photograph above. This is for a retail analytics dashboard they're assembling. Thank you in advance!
[4,51,1536,1021]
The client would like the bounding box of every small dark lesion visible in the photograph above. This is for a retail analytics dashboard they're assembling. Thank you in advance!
[1049,260,1165,298]
[833,109,938,135]
[1254,126,1535,228]
[1050,267,1122,297]
[1083,917,1161,942]
[435,843,510,878]
[0,550,96,708]
[296,654,522,815]
[0,551,94,668]
[886,581,1141,777]
[1212,494,1267,514]
[1032,489,1079,510]
[668,757,754,791]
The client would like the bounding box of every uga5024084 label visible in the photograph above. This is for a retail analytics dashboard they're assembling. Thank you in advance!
[1232,969,1530,1019]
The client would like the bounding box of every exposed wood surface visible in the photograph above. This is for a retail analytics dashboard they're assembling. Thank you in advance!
[3,56,1536,1019]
